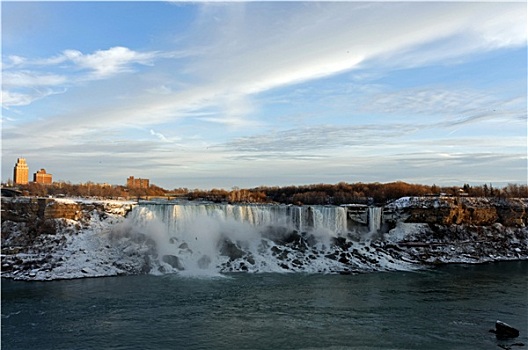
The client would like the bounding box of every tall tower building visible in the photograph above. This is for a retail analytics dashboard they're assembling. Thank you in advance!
[13,158,29,185]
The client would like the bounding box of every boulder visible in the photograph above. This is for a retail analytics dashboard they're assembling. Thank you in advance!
[81,267,96,275]
[219,239,245,261]
[490,320,520,339]
[197,255,211,269]
[333,237,352,250]
[282,231,302,245]
[161,255,184,270]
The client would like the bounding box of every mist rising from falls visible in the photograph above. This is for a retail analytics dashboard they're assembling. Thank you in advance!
[117,203,406,276]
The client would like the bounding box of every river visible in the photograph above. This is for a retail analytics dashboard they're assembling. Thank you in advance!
[2,261,527,349]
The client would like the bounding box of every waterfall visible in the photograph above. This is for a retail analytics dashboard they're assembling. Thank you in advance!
[368,207,382,233]
[128,203,348,236]
[116,203,407,275]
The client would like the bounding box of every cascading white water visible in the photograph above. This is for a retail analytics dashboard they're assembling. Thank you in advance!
[129,203,349,235]
[368,207,382,233]
[117,202,407,276]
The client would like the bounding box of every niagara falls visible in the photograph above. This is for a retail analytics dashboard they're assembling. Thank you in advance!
[3,1,527,349]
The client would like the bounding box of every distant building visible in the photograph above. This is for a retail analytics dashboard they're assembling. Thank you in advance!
[13,158,29,185]
[127,176,150,189]
[34,169,53,184]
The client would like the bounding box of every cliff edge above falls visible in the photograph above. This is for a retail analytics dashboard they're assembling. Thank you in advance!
[1,197,135,222]
[379,196,527,266]
[1,196,527,280]
[384,196,527,227]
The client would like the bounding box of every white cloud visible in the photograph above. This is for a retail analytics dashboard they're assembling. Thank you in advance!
[4,47,159,74]
[150,129,169,142]
[1,88,66,108]
[3,55,26,68]
[61,46,158,79]
[3,71,67,88]
[1,46,162,109]
[359,87,526,119]
[2,90,35,107]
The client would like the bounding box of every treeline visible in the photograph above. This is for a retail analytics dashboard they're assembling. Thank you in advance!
[156,182,528,204]
[7,181,528,204]
[245,182,527,205]
[14,181,167,199]
[183,187,268,203]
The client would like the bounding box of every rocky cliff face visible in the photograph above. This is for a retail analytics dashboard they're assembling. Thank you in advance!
[384,197,527,227]
[1,197,134,222]
[379,197,527,265]
[1,197,135,247]
[1,197,138,280]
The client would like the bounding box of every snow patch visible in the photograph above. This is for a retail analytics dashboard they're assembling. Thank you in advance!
[384,223,430,243]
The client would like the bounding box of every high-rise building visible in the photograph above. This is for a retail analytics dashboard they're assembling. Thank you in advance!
[34,169,53,184]
[13,158,29,185]
[127,176,150,189]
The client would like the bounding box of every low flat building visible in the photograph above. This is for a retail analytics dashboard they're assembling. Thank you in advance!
[34,169,53,184]
[127,176,149,189]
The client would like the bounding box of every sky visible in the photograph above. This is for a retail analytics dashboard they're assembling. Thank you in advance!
[1,1,527,190]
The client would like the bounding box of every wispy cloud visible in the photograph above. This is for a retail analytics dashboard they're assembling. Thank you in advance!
[359,87,527,122]
[186,2,526,94]
[3,71,67,88]
[2,88,67,108]
[150,129,169,142]
[2,46,163,109]
[6,46,158,74]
